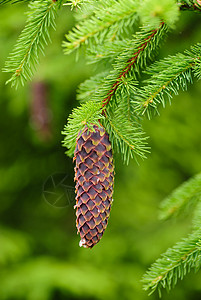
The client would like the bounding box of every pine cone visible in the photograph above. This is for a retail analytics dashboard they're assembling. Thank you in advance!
[74,124,114,248]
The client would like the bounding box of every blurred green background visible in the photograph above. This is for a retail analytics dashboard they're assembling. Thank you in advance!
[1,3,201,300]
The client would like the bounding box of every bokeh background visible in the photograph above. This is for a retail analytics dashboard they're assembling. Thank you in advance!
[0,3,201,300]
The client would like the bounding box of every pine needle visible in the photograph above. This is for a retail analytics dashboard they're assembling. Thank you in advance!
[3,0,58,88]
[63,0,139,54]
[134,52,194,118]
[142,230,201,296]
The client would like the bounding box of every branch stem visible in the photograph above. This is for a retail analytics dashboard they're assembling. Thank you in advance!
[102,23,165,109]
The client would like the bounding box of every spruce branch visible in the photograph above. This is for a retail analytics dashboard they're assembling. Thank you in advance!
[178,0,201,11]
[75,24,167,162]
[135,43,201,117]
[77,72,108,102]
[137,0,179,29]
[134,53,194,118]
[65,77,148,162]
[63,0,85,10]
[101,23,167,108]
[62,0,139,54]
[159,173,201,220]
[87,23,166,66]
[80,24,167,108]
[76,75,148,162]
[88,40,131,65]
[62,101,103,157]
[189,43,201,79]
[103,106,149,164]
[73,0,112,20]
[3,0,59,88]
[142,230,201,296]
[78,23,167,106]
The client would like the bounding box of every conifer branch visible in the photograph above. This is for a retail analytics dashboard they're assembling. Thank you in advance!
[178,0,201,11]
[79,24,167,109]
[77,72,108,102]
[74,24,167,162]
[134,43,201,117]
[73,0,113,21]
[189,43,201,79]
[142,230,201,296]
[134,53,194,118]
[62,101,103,157]
[103,107,149,163]
[63,0,139,54]
[138,0,179,29]
[63,84,149,162]
[88,40,130,64]
[159,173,201,220]
[3,0,59,88]
[102,23,166,108]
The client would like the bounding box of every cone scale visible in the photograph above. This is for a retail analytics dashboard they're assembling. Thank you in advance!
[74,124,114,248]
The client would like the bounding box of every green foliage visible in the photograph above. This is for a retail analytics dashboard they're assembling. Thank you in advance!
[77,71,108,101]
[159,173,201,220]
[4,0,201,166]
[103,106,149,164]
[189,43,201,79]
[63,0,139,54]
[142,169,201,296]
[62,101,103,157]
[3,0,59,88]
[62,0,200,164]
[89,23,168,69]
[2,0,201,299]
[134,43,201,118]
[179,0,201,11]
[137,0,179,29]
[62,0,201,295]
[134,53,194,118]
[61,15,201,293]
[142,230,201,297]
[69,23,167,163]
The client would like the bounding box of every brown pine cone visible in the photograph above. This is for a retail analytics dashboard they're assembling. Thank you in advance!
[74,124,114,248]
